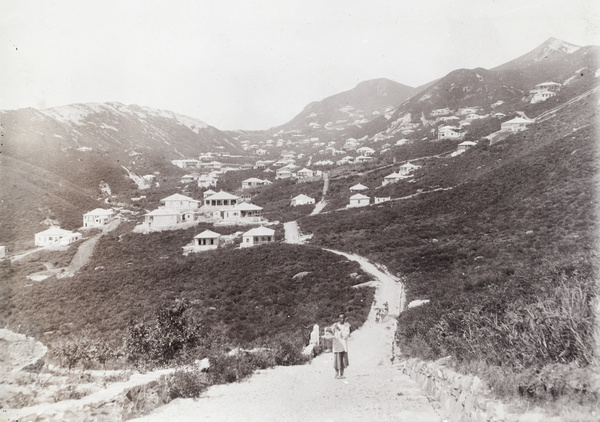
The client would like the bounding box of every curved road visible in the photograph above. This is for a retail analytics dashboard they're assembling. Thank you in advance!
[132,229,441,422]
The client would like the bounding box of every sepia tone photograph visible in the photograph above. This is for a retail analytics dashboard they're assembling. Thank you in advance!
[0,1,599,420]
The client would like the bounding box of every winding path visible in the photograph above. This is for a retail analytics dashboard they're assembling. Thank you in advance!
[131,227,441,421]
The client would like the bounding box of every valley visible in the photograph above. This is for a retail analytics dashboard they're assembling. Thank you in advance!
[0,37,598,421]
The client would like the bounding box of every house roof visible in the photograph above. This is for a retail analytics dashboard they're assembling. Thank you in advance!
[350,183,368,191]
[205,191,240,200]
[243,226,275,237]
[229,203,263,211]
[198,174,217,180]
[297,168,313,173]
[36,227,80,236]
[243,178,266,183]
[400,162,420,169]
[204,189,217,195]
[145,208,183,216]
[350,193,370,200]
[384,172,401,179]
[459,141,477,146]
[84,208,114,216]
[161,193,199,202]
[292,194,314,201]
[503,117,535,124]
[194,230,221,239]
[356,147,375,153]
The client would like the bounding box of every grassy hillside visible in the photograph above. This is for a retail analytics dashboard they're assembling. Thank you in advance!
[299,96,598,401]
[1,223,373,354]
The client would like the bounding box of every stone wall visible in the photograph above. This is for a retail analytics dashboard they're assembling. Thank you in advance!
[399,357,562,422]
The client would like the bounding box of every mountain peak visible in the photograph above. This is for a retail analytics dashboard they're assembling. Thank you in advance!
[540,37,581,54]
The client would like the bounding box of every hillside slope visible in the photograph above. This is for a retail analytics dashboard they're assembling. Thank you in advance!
[300,91,598,399]
[0,103,240,249]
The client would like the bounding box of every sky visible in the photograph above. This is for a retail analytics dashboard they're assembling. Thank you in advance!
[1,0,599,130]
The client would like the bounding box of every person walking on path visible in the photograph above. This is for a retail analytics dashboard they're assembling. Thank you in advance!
[330,313,351,379]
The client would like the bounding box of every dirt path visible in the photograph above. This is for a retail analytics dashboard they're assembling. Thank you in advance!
[310,172,329,216]
[25,219,121,280]
[131,250,441,422]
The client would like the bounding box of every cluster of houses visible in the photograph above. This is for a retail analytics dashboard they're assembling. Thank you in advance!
[183,225,275,254]
[34,208,117,247]
[143,191,265,229]
[346,184,392,208]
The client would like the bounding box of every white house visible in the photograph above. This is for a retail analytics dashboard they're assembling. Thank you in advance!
[431,108,451,117]
[180,174,197,184]
[374,197,391,204]
[336,156,354,165]
[275,168,294,180]
[161,193,201,210]
[349,183,368,192]
[255,148,267,156]
[193,230,221,249]
[348,193,370,208]
[35,227,82,247]
[204,191,240,207]
[395,138,411,146]
[382,172,404,186]
[144,208,192,228]
[531,91,556,104]
[438,126,464,140]
[458,141,477,152]
[457,107,480,116]
[530,81,561,93]
[216,203,263,222]
[356,146,375,156]
[501,117,535,132]
[296,168,314,179]
[355,156,374,163]
[171,159,200,169]
[197,174,218,188]
[241,226,275,248]
[399,162,421,175]
[83,208,114,228]
[291,194,315,206]
[242,178,272,189]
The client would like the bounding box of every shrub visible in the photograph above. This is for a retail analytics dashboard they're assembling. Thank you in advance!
[126,299,203,367]
[207,352,255,384]
[166,368,209,399]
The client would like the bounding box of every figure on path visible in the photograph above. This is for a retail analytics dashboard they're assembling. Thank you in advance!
[330,313,351,379]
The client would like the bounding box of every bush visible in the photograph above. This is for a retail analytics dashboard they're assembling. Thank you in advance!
[126,299,203,368]
[166,368,209,399]
[273,340,310,366]
[207,352,256,384]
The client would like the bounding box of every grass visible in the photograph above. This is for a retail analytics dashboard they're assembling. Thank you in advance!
[1,224,374,363]
[298,95,599,402]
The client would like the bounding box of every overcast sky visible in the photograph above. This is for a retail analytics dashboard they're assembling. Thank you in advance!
[1,0,598,130]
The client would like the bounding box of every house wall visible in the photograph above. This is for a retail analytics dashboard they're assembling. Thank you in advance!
[83,214,111,228]
[163,200,199,210]
[35,233,80,247]
[195,237,219,248]
[145,214,181,227]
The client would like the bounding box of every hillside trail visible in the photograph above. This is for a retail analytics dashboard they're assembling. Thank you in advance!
[310,171,329,216]
[24,219,121,280]
[131,228,442,422]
